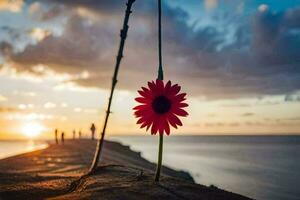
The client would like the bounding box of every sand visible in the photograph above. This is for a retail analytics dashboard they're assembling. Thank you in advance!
[0,139,253,200]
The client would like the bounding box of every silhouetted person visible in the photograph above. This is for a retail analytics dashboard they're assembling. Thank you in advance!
[61,132,65,144]
[55,129,58,144]
[90,123,96,140]
[73,130,76,139]
[79,130,82,139]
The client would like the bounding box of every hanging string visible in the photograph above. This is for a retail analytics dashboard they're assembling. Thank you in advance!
[157,0,164,80]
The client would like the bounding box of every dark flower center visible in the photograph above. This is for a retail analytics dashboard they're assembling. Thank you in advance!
[152,95,171,114]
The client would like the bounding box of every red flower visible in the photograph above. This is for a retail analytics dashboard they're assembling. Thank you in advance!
[133,79,188,135]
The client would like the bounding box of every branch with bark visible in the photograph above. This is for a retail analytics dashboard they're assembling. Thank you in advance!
[88,0,136,174]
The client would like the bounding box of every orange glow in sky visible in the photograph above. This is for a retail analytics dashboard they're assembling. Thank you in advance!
[22,122,45,138]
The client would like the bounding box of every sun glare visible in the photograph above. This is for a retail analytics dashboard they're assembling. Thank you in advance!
[22,122,44,138]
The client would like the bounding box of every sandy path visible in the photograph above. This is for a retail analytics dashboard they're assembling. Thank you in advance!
[0,139,252,200]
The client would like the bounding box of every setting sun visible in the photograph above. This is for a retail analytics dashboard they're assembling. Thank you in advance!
[22,122,44,138]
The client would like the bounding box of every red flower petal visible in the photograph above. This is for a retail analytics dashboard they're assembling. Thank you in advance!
[133,105,148,110]
[168,114,183,126]
[173,108,189,117]
[135,97,149,104]
[167,115,178,128]
[167,84,180,96]
[148,81,157,94]
[140,122,148,128]
[138,90,152,98]
[142,87,150,93]
[173,93,186,102]
[162,119,170,135]
[151,117,160,135]
[165,80,171,92]
[156,79,164,93]
[137,117,145,124]
[134,80,188,136]
[146,122,152,131]
[178,103,188,107]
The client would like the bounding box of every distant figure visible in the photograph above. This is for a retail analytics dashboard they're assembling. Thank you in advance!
[90,123,96,140]
[73,130,76,139]
[55,129,58,144]
[79,130,82,139]
[61,132,65,144]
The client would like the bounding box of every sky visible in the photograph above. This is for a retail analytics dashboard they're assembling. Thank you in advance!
[0,0,300,139]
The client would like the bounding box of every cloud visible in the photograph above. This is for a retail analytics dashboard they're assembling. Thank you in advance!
[204,122,240,127]
[241,112,254,117]
[28,2,40,14]
[0,107,18,113]
[18,104,34,110]
[28,2,65,21]
[1,1,300,99]
[221,103,251,107]
[0,0,23,12]
[29,28,52,41]
[43,102,56,109]
[258,4,269,13]
[205,0,218,11]
[245,121,263,126]
[0,95,7,101]
[5,112,54,120]
[284,117,300,121]
[12,91,36,97]
[252,7,300,66]
[285,94,300,102]
[0,41,13,58]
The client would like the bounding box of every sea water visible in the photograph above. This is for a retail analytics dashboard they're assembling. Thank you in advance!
[0,140,48,159]
[109,135,300,200]
[1,136,299,200]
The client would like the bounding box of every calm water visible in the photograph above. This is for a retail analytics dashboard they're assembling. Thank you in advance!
[0,140,48,159]
[109,135,300,200]
[0,136,299,200]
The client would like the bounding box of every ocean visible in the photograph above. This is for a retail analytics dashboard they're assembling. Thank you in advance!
[109,135,300,200]
[0,140,48,159]
[1,136,299,200]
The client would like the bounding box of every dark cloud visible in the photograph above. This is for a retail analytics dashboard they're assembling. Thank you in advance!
[204,122,240,127]
[252,8,300,67]
[241,112,255,117]
[284,117,300,121]
[221,103,252,107]
[0,41,13,57]
[33,0,127,13]
[245,121,264,126]
[285,94,300,102]
[1,1,300,99]
[32,3,65,21]
[5,13,118,86]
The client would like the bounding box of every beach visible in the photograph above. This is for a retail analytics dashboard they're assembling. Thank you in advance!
[0,139,251,200]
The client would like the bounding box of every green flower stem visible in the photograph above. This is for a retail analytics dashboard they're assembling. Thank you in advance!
[155,133,163,182]
[157,0,163,81]
[155,0,164,182]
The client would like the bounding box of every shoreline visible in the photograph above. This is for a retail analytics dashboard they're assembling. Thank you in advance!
[0,139,252,199]
[0,140,48,160]
[0,139,194,181]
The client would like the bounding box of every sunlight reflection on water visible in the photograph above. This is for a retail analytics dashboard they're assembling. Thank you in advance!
[0,140,48,159]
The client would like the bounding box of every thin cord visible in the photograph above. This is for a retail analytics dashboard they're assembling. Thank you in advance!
[158,0,163,80]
